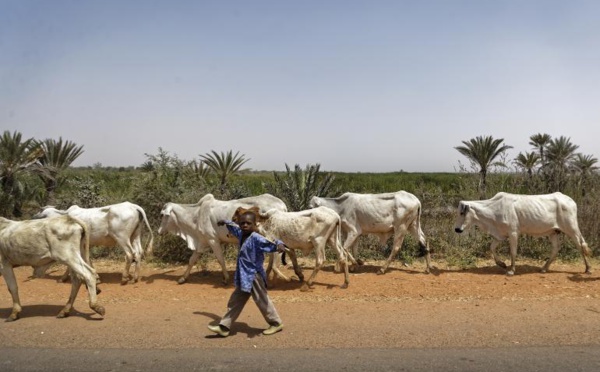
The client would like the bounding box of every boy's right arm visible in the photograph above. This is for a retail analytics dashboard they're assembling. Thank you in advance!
[217,220,241,239]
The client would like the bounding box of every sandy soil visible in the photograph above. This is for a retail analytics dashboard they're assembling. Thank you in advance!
[1,258,600,350]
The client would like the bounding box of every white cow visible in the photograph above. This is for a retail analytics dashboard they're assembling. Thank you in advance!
[236,206,349,291]
[454,192,593,276]
[33,202,154,284]
[309,192,432,274]
[158,193,289,285]
[0,215,105,321]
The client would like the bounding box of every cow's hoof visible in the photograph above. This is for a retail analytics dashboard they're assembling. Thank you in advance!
[7,314,19,322]
[93,305,106,316]
[585,270,592,275]
[56,311,69,319]
[496,262,508,269]
[340,283,348,289]
[349,266,356,273]
[177,277,187,285]
[377,268,386,275]
[506,270,515,276]
[540,268,548,273]
[357,259,365,266]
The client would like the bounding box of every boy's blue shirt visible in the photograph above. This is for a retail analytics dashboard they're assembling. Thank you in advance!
[223,220,283,293]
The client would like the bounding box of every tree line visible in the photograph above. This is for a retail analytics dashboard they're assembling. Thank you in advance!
[2,129,597,219]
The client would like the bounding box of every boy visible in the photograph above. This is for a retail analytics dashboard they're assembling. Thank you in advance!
[208,209,285,337]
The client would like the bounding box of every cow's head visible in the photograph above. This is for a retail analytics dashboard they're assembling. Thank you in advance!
[31,206,63,219]
[308,196,321,209]
[158,204,175,235]
[454,202,472,233]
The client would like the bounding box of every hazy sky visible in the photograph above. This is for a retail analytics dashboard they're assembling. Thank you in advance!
[2,0,599,172]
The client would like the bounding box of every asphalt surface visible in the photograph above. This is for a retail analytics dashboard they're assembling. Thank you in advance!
[2,345,600,372]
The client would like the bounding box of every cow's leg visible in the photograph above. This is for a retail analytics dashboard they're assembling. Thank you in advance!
[564,230,592,274]
[60,267,70,283]
[329,234,349,288]
[379,227,407,275]
[304,239,326,291]
[2,266,22,321]
[59,261,100,284]
[408,221,432,273]
[130,236,144,283]
[337,249,358,275]
[286,249,304,282]
[506,234,519,276]
[60,264,100,284]
[335,245,350,289]
[267,252,291,282]
[490,240,507,269]
[266,252,274,279]
[343,231,361,271]
[208,240,229,285]
[541,233,561,273]
[58,262,105,319]
[113,236,137,284]
[178,250,200,284]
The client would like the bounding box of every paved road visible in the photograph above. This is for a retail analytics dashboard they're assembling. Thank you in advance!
[2,345,600,372]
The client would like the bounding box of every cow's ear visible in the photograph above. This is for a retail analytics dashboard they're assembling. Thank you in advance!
[461,204,470,214]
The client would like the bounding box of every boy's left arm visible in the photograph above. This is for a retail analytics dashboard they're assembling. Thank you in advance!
[218,220,242,240]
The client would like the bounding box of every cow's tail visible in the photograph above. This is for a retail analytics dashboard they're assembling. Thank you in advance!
[135,205,154,259]
[413,205,430,256]
[335,218,353,267]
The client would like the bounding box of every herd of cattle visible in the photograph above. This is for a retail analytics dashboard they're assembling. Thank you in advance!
[0,190,593,321]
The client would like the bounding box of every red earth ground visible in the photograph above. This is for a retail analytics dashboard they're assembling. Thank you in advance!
[1,257,600,350]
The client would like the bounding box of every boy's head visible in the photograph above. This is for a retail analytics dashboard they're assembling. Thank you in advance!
[232,206,266,236]
[238,211,257,235]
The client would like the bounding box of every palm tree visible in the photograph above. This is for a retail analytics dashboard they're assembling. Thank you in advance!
[514,151,541,193]
[514,152,540,177]
[265,163,337,211]
[570,153,598,197]
[36,137,84,205]
[529,133,552,164]
[0,130,43,216]
[544,136,579,191]
[455,135,513,198]
[199,150,250,192]
[188,159,211,180]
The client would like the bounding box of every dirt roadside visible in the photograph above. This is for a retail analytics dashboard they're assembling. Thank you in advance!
[1,258,599,350]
